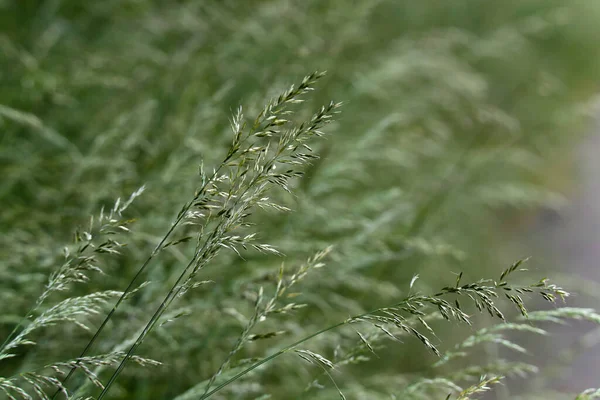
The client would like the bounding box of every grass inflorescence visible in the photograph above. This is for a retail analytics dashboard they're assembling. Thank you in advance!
[3,1,600,399]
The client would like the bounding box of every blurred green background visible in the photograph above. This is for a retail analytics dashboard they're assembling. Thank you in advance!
[2,0,600,399]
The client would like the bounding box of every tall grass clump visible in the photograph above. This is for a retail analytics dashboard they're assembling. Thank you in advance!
[3,0,600,399]
[1,71,600,400]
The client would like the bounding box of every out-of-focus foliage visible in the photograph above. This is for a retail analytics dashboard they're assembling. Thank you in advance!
[1,0,600,399]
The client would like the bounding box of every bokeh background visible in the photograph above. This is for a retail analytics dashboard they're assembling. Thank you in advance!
[2,1,600,399]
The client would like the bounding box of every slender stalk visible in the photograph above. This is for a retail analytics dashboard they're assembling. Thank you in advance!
[96,252,201,400]
[51,168,223,399]
[200,321,346,400]
[96,214,232,399]
[96,96,337,397]
[50,227,178,398]
[198,266,546,399]
[198,299,412,400]
[96,146,283,398]
[0,304,38,353]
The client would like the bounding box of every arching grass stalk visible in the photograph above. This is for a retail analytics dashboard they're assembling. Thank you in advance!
[95,73,340,399]
[200,248,333,397]
[56,71,332,398]
[97,105,337,398]
[200,319,348,400]
[1,302,44,354]
[196,300,438,399]
[0,189,141,385]
[50,169,221,398]
[200,264,567,399]
[1,190,142,355]
[54,93,250,397]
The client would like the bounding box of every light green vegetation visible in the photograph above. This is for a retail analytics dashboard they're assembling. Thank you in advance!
[2,1,600,399]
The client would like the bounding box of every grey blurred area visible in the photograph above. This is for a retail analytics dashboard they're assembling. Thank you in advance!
[530,129,600,392]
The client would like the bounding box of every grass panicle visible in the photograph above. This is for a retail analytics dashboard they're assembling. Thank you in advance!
[4,5,600,395]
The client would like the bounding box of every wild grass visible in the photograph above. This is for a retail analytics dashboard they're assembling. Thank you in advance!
[0,72,599,399]
[3,1,600,399]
